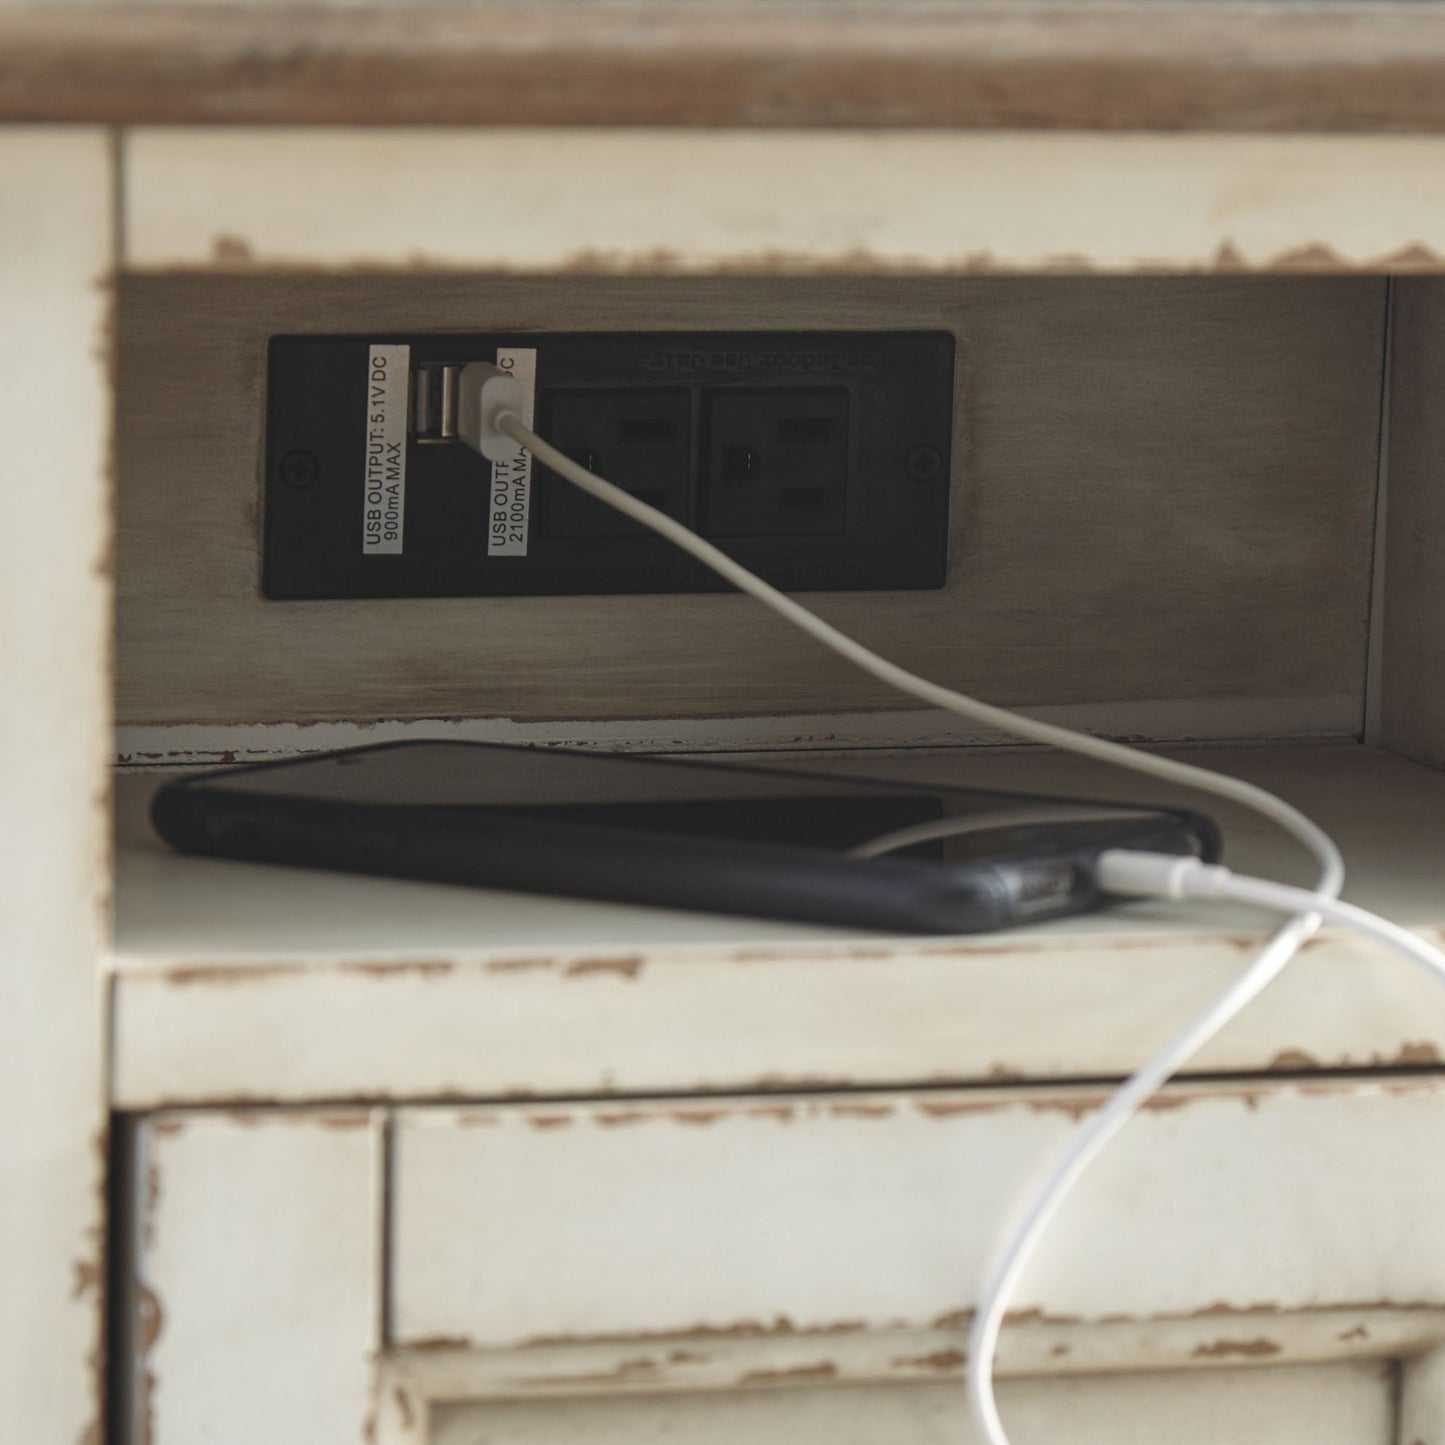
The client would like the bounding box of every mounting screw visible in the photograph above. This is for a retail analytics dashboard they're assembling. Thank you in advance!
[279,449,319,489]
[905,444,943,482]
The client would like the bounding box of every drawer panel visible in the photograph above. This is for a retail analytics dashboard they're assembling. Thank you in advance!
[425,1362,1395,1445]
[391,1078,1445,1349]
[122,1110,382,1445]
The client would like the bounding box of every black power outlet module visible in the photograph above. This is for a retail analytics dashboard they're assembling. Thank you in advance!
[263,331,953,599]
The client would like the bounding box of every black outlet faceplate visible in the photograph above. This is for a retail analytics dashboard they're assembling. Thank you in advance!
[263,331,954,599]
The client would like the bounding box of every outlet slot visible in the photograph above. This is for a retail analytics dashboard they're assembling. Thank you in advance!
[776,416,833,444]
[782,485,830,511]
[721,447,759,485]
[617,417,677,445]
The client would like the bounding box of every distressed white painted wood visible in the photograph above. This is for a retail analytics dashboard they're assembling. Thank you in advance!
[122,1110,384,1445]
[1400,1343,1445,1445]
[110,745,1445,1107]
[416,1362,1397,1445]
[112,694,1366,770]
[390,1078,1445,1349]
[19,2,1445,136]
[20,84,1445,1445]
[124,130,1445,275]
[0,129,113,1445]
[380,1310,1441,1414]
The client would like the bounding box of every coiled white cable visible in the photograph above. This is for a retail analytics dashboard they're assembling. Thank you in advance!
[458,365,1351,1445]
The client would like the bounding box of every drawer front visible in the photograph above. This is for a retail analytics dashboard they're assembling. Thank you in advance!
[122,1110,382,1445]
[122,1083,1445,1443]
[422,1362,1396,1445]
[391,1078,1445,1349]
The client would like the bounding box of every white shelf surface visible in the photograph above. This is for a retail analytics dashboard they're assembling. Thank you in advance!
[110,744,1445,1108]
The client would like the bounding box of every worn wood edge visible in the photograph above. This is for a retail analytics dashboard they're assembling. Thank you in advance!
[118,128,1445,277]
[12,3,1445,132]
[109,925,1445,988]
[0,129,114,1445]
[379,1308,1445,1405]
[111,699,1363,769]
[108,931,1445,1107]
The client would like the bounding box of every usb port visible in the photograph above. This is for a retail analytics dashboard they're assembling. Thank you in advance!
[412,362,461,444]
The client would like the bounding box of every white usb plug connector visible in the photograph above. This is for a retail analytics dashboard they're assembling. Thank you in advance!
[455,362,525,462]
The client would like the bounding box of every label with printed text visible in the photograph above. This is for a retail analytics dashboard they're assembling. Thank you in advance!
[362,343,410,555]
[487,347,537,557]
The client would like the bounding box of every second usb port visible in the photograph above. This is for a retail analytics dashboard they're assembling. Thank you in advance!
[413,362,461,443]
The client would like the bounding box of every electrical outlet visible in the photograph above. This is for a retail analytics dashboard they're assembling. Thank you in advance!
[703,388,850,537]
[539,388,692,539]
[263,331,953,599]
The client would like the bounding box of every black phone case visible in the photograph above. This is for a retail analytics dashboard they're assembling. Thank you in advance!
[150,743,1220,935]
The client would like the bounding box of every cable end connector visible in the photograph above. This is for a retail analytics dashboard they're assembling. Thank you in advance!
[456,362,525,462]
[1096,850,1233,901]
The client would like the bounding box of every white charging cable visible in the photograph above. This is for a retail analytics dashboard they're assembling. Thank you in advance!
[459,364,1341,885]
[456,363,1369,1445]
[964,850,1445,1442]
[1098,852,1445,981]
[847,805,1160,860]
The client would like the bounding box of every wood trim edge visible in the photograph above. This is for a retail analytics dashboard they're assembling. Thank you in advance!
[10,3,1445,131]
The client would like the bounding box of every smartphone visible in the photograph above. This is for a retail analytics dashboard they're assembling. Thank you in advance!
[151,741,1220,935]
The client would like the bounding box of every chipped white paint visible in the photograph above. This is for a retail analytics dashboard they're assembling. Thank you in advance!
[113,693,1364,770]
[381,1309,1445,1402]
[419,1361,1396,1445]
[124,130,1445,275]
[110,746,1445,1107]
[124,1110,383,1445]
[0,129,113,1445]
[390,1079,1445,1348]
[110,923,1445,1110]
[109,1093,1440,1441]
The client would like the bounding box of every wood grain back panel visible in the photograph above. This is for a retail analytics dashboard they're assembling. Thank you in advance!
[1382,278,1445,769]
[114,274,1385,732]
